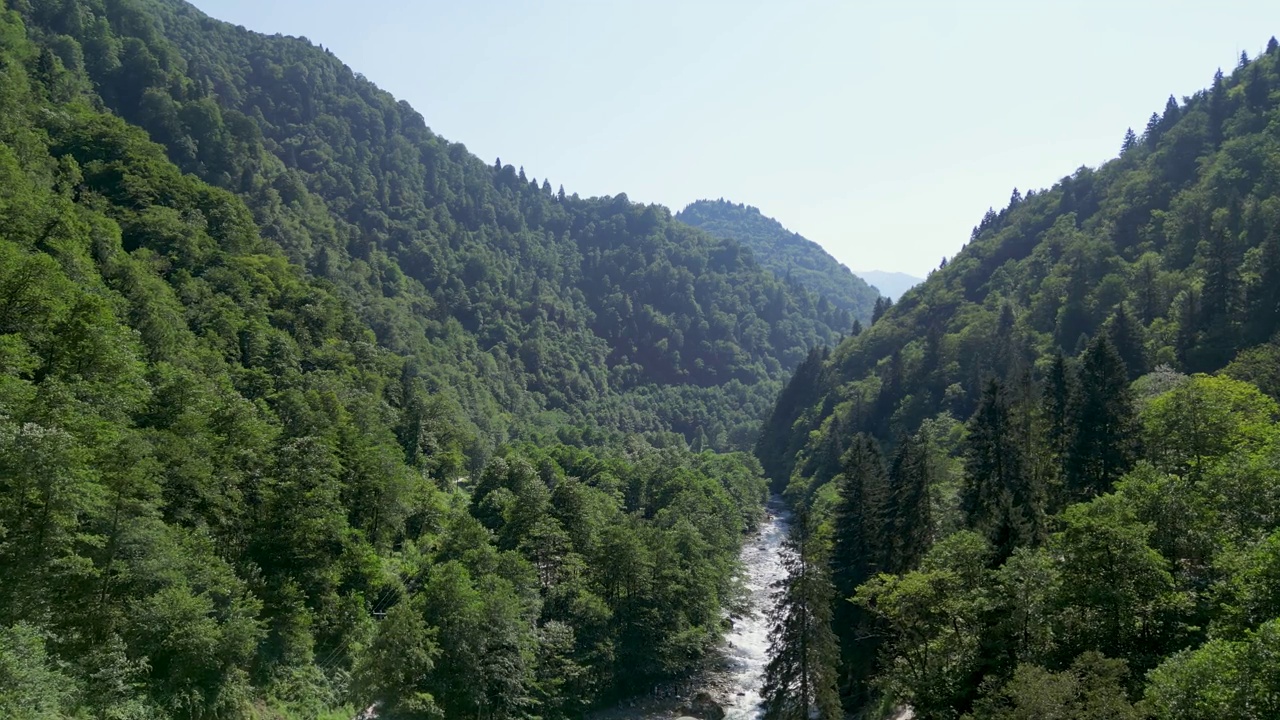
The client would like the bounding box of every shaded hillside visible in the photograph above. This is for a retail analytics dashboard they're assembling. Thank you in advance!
[21,0,853,454]
[678,199,879,322]
[756,39,1280,719]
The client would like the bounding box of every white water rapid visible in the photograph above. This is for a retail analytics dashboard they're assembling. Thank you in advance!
[715,496,790,719]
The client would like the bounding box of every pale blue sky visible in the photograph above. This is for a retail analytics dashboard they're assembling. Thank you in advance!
[194,0,1280,276]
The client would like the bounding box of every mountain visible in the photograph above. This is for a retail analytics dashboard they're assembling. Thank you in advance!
[14,0,853,457]
[756,41,1280,718]
[854,269,921,301]
[677,199,880,322]
[0,0,857,717]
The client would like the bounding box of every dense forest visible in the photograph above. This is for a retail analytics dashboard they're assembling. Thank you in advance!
[19,0,857,458]
[757,38,1280,719]
[677,199,880,322]
[0,0,833,717]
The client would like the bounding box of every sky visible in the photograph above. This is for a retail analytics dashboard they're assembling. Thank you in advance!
[193,0,1280,277]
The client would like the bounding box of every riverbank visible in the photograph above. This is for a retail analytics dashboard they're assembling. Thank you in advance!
[590,497,790,720]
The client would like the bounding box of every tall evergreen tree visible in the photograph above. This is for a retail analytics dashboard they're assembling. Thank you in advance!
[762,506,841,720]
[1042,352,1074,508]
[1065,336,1139,500]
[1209,68,1227,146]
[961,379,1042,563]
[1107,304,1148,380]
[872,296,894,325]
[886,433,933,574]
[829,434,889,706]
[1246,221,1280,344]
[1122,127,1138,153]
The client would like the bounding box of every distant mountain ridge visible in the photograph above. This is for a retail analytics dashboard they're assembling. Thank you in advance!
[677,199,880,323]
[855,269,922,300]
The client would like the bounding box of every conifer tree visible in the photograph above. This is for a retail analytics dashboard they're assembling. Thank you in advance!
[1065,336,1139,500]
[831,435,888,600]
[872,296,893,325]
[1144,112,1162,148]
[886,433,933,574]
[1246,222,1280,344]
[961,379,1041,563]
[762,506,841,720]
[1209,68,1227,146]
[1107,304,1148,380]
[1042,352,1073,506]
[829,434,889,705]
[1122,127,1138,153]
[1269,36,1279,54]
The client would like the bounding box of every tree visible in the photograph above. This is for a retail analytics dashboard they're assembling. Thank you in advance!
[872,296,893,325]
[1042,353,1073,500]
[354,601,441,719]
[1065,337,1138,500]
[856,531,992,718]
[887,433,934,574]
[966,653,1142,720]
[1053,495,1181,668]
[1106,304,1147,380]
[1144,619,1280,720]
[962,379,1042,562]
[829,434,889,703]
[1121,127,1137,153]
[762,506,841,720]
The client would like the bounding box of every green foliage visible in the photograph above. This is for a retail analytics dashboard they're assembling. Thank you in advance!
[0,3,779,718]
[677,199,878,322]
[760,42,1280,717]
[762,507,841,720]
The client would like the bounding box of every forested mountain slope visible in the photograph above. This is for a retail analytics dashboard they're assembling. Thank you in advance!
[678,198,880,321]
[20,0,853,455]
[0,0,818,717]
[755,39,1280,719]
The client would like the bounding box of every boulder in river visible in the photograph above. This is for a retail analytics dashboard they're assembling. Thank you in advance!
[679,691,725,720]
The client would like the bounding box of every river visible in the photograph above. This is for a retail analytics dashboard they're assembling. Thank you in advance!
[716,496,790,718]
[591,496,790,720]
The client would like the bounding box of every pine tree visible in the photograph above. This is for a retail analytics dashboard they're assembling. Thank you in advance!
[829,434,888,705]
[1209,68,1227,146]
[762,506,841,720]
[1144,112,1162,148]
[1246,62,1269,110]
[1106,304,1147,380]
[1065,336,1139,500]
[850,318,863,337]
[831,435,887,599]
[1269,36,1279,55]
[1121,127,1138,153]
[961,378,1040,563]
[886,433,933,574]
[1043,352,1074,506]
[872,296,893,325]
[1246,222,1280,344]
[1192,216,1241,371]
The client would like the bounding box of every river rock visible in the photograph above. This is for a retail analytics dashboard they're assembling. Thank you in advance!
[679,691,725,720]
